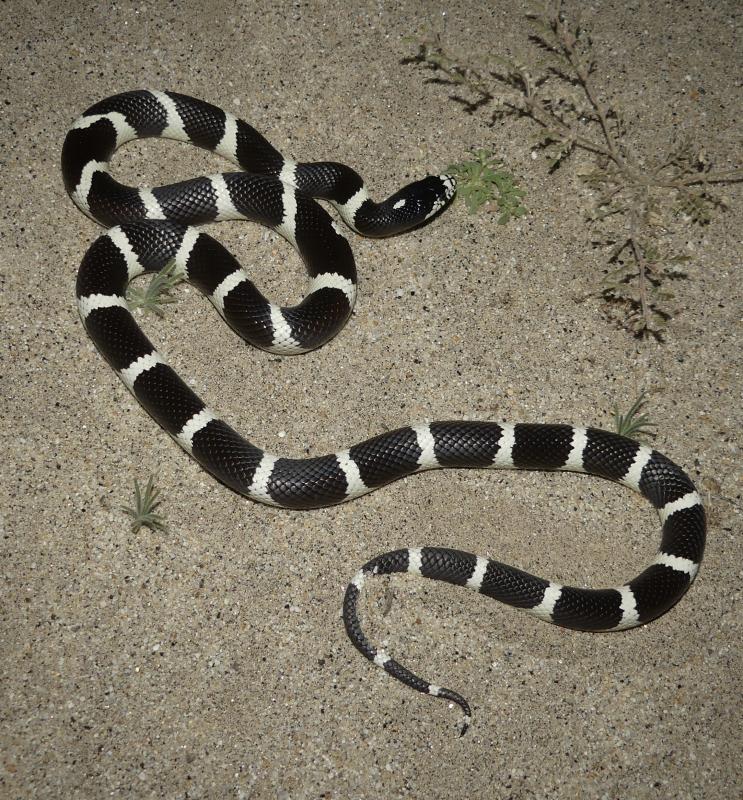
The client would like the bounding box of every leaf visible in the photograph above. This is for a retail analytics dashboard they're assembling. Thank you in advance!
[121,476,168,534]
[127,260,183,317]
[448,150,528,221]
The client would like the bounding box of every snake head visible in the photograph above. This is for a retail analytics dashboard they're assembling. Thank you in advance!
[363,173,457,237]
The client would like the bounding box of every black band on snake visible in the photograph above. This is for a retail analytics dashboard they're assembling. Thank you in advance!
[63,90,706,735]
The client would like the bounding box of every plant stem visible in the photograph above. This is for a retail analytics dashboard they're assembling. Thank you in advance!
[629,205,652,334]
[554,17,627,172]
[519,93,612,158]
[666,170,743,187]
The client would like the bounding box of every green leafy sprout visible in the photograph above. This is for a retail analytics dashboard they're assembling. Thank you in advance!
[121,476,168,533]
[127,260,183,317]
[447,149,528,223]
[613,393,656,441]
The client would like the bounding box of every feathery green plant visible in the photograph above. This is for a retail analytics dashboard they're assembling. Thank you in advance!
[404,2,742,337]
[127,260,183,317]
[447,149,527,222]
[121,476,168,533]
[613,393,656,441]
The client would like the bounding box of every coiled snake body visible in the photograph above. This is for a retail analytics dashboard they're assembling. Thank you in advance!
[63,90,706,733]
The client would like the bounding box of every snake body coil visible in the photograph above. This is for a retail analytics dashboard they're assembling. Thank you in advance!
[63,90,705,733]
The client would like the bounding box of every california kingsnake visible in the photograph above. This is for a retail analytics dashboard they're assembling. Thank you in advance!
[63,90,706,734]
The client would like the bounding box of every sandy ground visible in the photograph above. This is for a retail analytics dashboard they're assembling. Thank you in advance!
[1,1,741,798]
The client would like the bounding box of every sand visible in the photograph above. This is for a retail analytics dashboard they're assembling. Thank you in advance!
[2,1,741,797]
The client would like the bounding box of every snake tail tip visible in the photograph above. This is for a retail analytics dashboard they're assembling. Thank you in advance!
[438,687,471,736]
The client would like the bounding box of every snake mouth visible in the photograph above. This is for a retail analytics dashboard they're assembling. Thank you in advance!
[439,173,457,199]
[421,174,457,221]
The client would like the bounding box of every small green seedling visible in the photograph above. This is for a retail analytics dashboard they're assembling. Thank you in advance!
[121,476,168,533]
[127,260,183,317]
[448,149,527,223]
[614,393,656,441]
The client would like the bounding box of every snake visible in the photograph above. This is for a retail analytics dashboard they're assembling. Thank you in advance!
[63,90,706,734]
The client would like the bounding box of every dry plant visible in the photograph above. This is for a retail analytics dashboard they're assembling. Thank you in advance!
[404,2,741,337]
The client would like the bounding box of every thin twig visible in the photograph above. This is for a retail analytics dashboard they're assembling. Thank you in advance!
[629,205,652,332]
